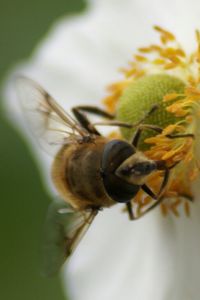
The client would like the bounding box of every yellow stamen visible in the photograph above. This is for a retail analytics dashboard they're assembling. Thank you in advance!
[154,25,176,43]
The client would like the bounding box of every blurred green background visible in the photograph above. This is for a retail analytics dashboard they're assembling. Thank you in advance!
[0,0,85,299]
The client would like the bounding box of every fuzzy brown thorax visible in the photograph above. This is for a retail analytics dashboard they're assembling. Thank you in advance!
[51,137,115,210]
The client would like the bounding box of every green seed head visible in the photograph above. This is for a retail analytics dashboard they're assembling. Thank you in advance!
[116,74,186,149]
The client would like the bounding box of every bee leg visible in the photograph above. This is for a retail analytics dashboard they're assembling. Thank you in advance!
[72,106,115,135]
[72,105,144,134]
[92,120,146,128]
[92,104,159,129]
[72,106,115,119]
[72,107,100,135]
[135,159,193,219]
[141,184,157,200]
[126,202,135,220]
[131,124,163,148]
[142,167,169,200]
[132,124,195,148]
[134,168,169,219]
[136,197,164,219]
[137,190,194,220]
[165,133,195,139]
[157,167,170,196]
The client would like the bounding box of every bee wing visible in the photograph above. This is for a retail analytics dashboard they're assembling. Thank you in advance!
[42,200,98,277]
[15,76,87,155]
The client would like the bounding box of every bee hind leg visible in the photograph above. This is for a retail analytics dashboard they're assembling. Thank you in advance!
[72,106,115,135]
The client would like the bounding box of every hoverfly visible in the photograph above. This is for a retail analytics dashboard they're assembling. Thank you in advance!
[16,76,186,276]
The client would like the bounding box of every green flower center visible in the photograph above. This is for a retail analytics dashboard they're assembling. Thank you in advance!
[116,74,186,148]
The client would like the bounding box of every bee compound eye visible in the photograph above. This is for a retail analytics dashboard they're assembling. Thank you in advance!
[101,140,140,203]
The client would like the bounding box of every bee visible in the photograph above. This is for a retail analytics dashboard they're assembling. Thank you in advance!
[16,76,188,276]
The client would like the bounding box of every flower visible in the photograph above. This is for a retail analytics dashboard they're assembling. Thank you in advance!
[102,26,200,218]
[4,0,200,300]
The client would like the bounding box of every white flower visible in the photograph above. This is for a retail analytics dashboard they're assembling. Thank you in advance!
[4,0,200,299]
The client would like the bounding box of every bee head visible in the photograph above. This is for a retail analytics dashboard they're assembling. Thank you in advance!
[115,152,163,185]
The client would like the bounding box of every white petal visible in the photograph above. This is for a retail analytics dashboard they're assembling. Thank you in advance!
[3,0,200,300]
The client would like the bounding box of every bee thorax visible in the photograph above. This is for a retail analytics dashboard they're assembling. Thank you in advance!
[52,139,114,210]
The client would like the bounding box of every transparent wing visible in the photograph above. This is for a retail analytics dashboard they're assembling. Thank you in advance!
[42,199,98,277]
[15,76,87,155]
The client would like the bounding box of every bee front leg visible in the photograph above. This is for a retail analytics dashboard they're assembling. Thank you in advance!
[131,124,163,148]
[131,124,195,148]
[126,202,135,220]
[141,184,157,200]
[165,133,195,139]
[142,166,169,200]
[133,168,169,219]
